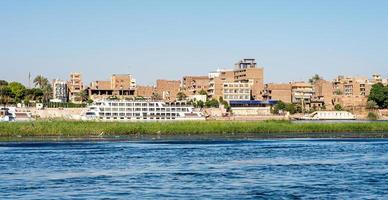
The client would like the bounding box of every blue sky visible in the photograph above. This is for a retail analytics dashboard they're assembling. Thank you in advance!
[0,0,387,85]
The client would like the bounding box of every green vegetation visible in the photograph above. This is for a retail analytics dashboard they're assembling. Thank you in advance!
[367,112,379,121]
[368,83,388,109]
[366,100,379,110]
[308,74,322,84]
[176,92,187,101]
[205,98,219,108]
[272,101,301,114]
[334,104,343,111]
[1,120,388,138]
[0,75,53,106]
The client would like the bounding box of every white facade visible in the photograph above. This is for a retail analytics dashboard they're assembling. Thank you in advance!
[300,111,355,120]
[84,100,205,121]
[223,82,251,102]
[53,79,68,103]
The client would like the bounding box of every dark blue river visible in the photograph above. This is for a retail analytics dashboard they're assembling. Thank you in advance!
[1,139,388,199]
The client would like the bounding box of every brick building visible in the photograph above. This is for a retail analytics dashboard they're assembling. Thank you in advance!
[88,74,136,100]
[262,83,292,103]
[155,79,181,101]
[182,76,209,96]
[135,85,154,98]
[68,72,84,103]
[234,59,264,100]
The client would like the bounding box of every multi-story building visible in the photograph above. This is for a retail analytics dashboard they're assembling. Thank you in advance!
[331,75,374,110]
[234,59,264,100]
[88,74,136,100]
[155,79,181,101]
[52,79,68,103]
[313,80,334,109]
[222,82,251,102]
[182,76,209,96]
[68,72,84,103]
[135,85,154,98]
[291,82,315,111]
[333,76,372,96]
[261,83,292,103]
[208,69,234,100]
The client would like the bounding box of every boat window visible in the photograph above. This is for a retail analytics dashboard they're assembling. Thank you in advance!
[119,103,125,106]
[142,103,147,106]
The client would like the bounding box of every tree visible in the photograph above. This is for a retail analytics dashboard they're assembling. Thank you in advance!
[33,75,49,89]
[366,100,378,110]
[0,80,8,86]
[33,75,52,103]
[76,90,88,102]
[205,99,219,108]
[309,74,322,84]
[368,83,388,108]
[8,82,26,102]
[272,101,286,114]
[198,89,208,96]
[0,86,12,106]
[196,100,204,108]
[151,92,163,100]
[176,92,187,101]
[334,104,343,111]
[25,88,44,102]
[367,112,379,121]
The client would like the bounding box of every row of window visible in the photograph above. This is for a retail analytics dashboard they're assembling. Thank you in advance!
[101,117,177,120]
[100,112,179,117]
[223,89,250,94]
[99,107,189,112]
[223,95,250,100]
[103,102,188,107]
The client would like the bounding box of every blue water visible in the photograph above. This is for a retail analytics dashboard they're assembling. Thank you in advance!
[1,139,388,199]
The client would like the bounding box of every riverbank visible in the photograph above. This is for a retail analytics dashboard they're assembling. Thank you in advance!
[1,120,388,140]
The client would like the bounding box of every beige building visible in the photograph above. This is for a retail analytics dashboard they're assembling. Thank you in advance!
[314,80,334,109]
[330,75,373,110]
[68,72,84,103]
[135,85,154,98]
[208,69,234,100]
[182,76,209,96]
[234,59,264,100]
[155,79,181,101]
[291,82,315,111]
[88,74,136,100]
[207,58,264,102]
[262,83,292,103]
[222,82,251,102]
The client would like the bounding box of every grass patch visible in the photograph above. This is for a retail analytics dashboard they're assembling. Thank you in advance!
[1,120,388,138]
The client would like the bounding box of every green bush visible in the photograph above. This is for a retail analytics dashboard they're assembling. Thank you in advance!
[367,112,379,121]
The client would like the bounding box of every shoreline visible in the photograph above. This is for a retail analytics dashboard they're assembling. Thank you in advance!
[1,120,388,141]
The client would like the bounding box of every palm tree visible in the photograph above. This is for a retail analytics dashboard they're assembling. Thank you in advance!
[176,92,187,101]
[308,74,322,84]
[33,75,49,89]
[76,90,88,103]
[151,92,163,100]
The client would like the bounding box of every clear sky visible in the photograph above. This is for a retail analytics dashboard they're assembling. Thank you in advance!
[0,0,387,86]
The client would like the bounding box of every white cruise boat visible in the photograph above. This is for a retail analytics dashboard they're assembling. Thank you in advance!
[83,100,205,121]
[299,111,356,120]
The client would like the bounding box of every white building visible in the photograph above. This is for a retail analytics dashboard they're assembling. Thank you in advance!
[52,79,68,103]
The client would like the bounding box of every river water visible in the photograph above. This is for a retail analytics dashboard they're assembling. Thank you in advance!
[1,138,388,199]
